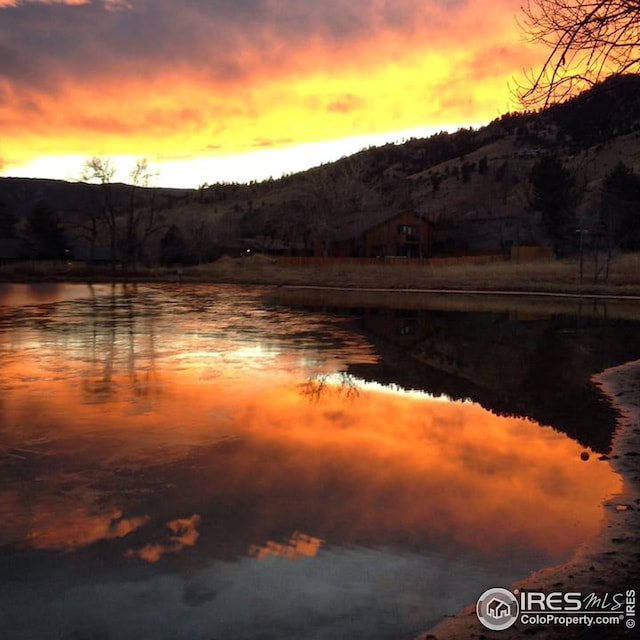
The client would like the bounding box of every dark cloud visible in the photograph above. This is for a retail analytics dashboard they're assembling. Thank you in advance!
[0,0,465,93]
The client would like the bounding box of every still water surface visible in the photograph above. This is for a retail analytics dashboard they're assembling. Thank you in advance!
[0,283,623,639]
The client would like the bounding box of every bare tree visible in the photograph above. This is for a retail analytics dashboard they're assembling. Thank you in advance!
[125,158,166,270]
[82,156,118,269]
[302,159,379,256]
[82,156,168,270]
[183,211,214,264]
[519,0,640,107]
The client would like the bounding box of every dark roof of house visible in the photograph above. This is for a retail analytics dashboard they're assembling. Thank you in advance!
[330,209,431,242]
[361,210,433,236]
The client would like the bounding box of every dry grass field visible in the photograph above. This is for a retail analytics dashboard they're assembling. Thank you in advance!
[2,253,640,298]
[186,252,640,296]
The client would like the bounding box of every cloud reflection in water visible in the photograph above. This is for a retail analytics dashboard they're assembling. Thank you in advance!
[0,284,625,640]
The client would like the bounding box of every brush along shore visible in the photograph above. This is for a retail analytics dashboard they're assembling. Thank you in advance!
[2,253,640,297]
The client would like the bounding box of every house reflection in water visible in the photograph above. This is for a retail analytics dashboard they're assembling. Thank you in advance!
[361,308,432,347]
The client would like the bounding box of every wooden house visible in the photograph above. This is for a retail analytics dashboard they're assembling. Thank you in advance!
[315,210,433,258]
[361,308,432,348]
[363,211,432,258]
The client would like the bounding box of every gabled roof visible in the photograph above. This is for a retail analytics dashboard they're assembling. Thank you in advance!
[331,210,432,242]
[360,210,433,237]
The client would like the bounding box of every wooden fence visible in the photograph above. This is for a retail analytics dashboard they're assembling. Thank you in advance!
[510,245,554,261]
[277,254,510,267]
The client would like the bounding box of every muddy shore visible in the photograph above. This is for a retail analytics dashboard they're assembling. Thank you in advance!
[419,360,640,640]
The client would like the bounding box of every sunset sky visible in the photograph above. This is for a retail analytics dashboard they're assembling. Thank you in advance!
[0,0,545,187]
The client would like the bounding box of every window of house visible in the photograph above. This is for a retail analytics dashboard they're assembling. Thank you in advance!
[397,224,419,237]
[398,320,417,335]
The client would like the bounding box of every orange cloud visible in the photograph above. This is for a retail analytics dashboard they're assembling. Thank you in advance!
[0,0,549,175]
[0,0,88,6]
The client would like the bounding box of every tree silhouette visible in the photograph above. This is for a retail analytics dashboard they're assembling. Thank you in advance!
[160,225,192,265]
[184,212,215,264]
[24,202,68,259]
[602,161,640,249]
[461,161,474,184]
[82,156,118,269]
[125,158,166,270]
[430,172,442,196]
[0,201,17,238]
[301,159,378,256]
[520,0,640,107]
[530,155,575,243]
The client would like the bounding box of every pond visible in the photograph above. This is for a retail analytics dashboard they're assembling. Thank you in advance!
[0,283,633,640]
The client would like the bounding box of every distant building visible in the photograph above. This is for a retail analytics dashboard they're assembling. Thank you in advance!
[315,211,433,258]
[363,211,432,258]
[362,308,432,347]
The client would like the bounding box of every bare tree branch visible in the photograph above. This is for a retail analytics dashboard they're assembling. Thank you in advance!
[82,156,118,269]
[519,0,640,107]
[126,158,166,269]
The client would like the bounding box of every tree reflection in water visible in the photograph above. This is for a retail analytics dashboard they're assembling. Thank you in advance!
[300,372,360,402]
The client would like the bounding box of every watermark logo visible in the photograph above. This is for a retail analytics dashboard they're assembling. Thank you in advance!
[476,587,636,631]
[476,587,520,631]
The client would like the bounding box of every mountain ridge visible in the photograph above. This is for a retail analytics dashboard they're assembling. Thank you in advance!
[1,74,639,260]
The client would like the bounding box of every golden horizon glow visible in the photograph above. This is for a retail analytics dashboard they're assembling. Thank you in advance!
[0,0,548,187]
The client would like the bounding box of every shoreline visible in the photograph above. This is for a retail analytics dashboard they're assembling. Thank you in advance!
[419,360,640,640]
[4,277,640,302]
[274,284,640,302]
[5,276,640,300]
[6,279,640,322]
[279,284,640,301]
[2,253,640,298]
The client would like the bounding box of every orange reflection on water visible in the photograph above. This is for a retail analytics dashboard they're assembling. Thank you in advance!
[227,381,623,562]
[19,506,149,551]
[0,311,623,568]
[248,531,324,561]
[125,515,201,563]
